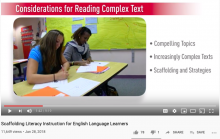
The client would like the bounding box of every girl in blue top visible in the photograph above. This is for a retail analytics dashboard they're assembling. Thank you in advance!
[26,30,70,84]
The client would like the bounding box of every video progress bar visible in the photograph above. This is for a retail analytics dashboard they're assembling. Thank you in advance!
[42,105,217,107]
[132,138,161,139]
[4,105,43,107]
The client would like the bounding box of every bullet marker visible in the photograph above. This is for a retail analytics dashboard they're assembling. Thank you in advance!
[150,69,152,72]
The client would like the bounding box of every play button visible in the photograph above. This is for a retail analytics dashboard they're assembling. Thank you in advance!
[8,109,12,113]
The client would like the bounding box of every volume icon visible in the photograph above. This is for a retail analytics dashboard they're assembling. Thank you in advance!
[27,109,32,113]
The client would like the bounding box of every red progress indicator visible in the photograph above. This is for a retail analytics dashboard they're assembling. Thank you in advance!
[4,105,43,107]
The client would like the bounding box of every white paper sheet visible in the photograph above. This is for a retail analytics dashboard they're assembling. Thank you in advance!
[87,62,109,66]
[76,65,97,73]
[55,93,65,97]
[33,79,68,90]
[56,78,100,96]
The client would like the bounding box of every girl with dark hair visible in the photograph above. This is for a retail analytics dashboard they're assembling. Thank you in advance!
[63,26,94,66]
[26,30,69,84]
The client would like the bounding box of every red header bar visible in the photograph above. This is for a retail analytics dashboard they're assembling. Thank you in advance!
[1,3,199,15]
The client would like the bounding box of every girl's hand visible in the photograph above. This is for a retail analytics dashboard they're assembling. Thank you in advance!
[79,61,88,66]
[58,68,68,73]
[55,71,69,80]
[87,58,94,63]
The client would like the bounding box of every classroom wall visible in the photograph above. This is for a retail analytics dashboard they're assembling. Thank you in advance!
[13,18,45,59]
[91,50,146,75]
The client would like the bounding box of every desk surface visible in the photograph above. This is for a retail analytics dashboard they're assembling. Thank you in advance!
[13,61,128,96]
[13,59,28,65]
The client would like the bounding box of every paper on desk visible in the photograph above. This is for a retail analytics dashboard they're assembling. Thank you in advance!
[76,65,97,73]
[14,59,28,62]
[55,93,65,97]
[87,62,109,66]
[33,79,68,90]
[56,77,100,96]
